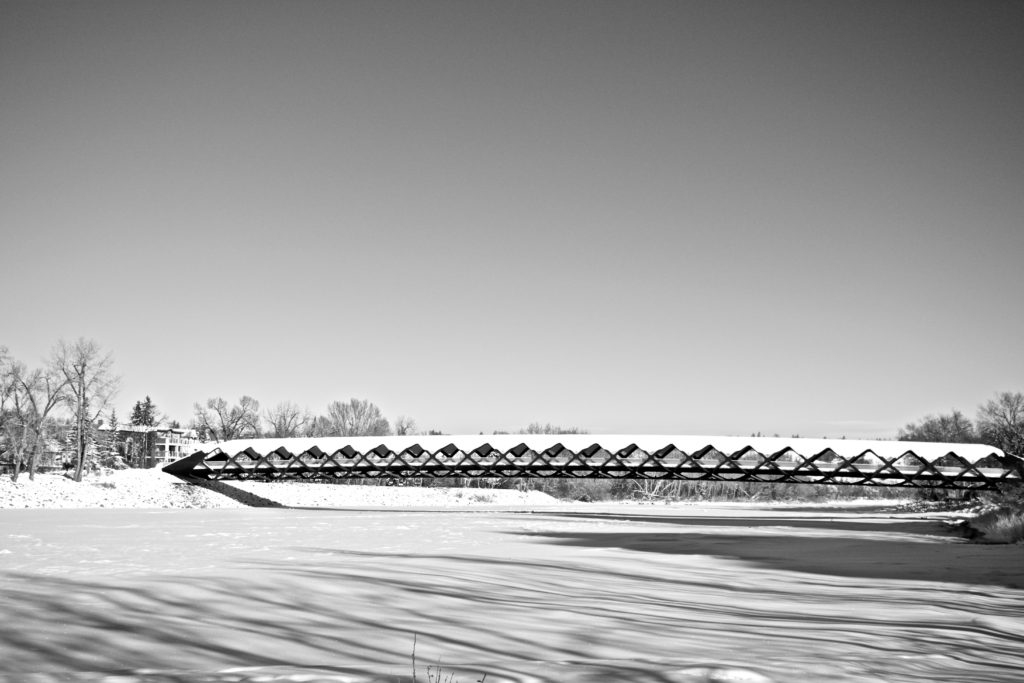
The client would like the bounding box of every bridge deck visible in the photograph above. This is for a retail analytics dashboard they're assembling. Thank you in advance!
[164,435,1022,490]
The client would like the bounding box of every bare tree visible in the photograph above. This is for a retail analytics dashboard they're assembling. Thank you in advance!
[519,422,587,435]
[898,410,977,444]
[52,338,119,481]
[193,396,262,442]
[0,367,29,479]
[0,346,11,443]
[977,391,1024,458]
[394,415,417,436]
[3,349,70,480]
[263,401,310,438]
[5,363,68,481]
[307,414,333,438]
[323,398,390,436]
[1,352,23,475]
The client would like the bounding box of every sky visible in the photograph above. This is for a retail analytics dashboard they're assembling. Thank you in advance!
[2,0,1022,438]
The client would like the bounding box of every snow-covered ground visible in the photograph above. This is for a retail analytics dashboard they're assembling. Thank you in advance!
[2,482,1023,683]
[0,468,560,509]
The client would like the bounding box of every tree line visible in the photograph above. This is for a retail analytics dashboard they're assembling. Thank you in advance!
[1,341,430,478]
[898,391,1024,459]
[190,396,420,441]
[189,398,587,442]
[0,339,118,482]
[4,337,1023,493]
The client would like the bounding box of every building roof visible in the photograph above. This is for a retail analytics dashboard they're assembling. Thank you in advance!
[97,425,196,437]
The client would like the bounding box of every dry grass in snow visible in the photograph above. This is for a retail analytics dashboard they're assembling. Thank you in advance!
[970,507,1024,543]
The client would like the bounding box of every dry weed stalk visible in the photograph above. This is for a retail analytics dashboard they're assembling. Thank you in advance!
[408,634,487,683]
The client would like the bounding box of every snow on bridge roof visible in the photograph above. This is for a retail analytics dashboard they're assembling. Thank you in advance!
[192,434,1010,465]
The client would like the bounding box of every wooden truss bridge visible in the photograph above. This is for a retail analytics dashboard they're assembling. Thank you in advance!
[163,435,1022,490]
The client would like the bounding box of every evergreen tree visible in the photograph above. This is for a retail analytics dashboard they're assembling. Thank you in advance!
[129,396,159,426]
[130,400,144,426]
[106,408,123,465]
[142,396,157,426]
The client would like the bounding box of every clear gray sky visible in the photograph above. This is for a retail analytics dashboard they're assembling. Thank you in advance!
[2,0,1022,437]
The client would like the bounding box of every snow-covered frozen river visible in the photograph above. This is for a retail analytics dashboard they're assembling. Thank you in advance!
[2,503,1023,682]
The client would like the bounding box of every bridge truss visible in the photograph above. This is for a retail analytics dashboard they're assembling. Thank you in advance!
[163,435,1022,490]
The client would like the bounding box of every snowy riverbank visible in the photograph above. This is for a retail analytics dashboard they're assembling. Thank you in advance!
[0,468,560,509]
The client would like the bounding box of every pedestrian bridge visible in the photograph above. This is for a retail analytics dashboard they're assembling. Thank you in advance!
[163,435,1022,490]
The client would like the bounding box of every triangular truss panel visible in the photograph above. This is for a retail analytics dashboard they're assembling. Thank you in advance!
[163,435,1022,490]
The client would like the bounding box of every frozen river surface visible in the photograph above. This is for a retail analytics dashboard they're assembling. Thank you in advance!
[1,503,1023,683]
